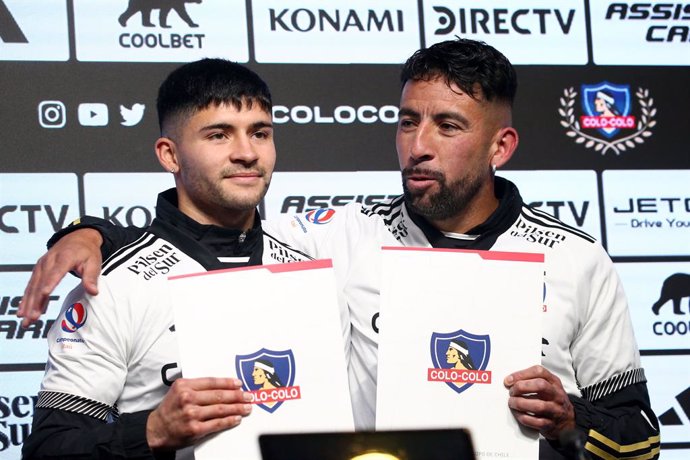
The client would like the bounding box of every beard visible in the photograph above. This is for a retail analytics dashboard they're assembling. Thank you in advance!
[402,167,483,222]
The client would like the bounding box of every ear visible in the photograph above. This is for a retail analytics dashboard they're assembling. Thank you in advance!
[490,126,519,169]
[155,137,179,173]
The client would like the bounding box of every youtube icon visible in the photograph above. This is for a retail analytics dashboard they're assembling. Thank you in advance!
[78,103,108,126]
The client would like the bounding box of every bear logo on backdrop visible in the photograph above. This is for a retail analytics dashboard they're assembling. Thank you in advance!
[118,0,202,28]
[652,273,690,316]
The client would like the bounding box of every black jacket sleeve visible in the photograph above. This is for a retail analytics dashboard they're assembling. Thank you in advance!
[22,408,172,460]
[547,382,660,459]
[47,216,146,262]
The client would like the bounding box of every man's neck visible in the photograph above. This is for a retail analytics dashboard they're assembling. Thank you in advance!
[178,201,255,232]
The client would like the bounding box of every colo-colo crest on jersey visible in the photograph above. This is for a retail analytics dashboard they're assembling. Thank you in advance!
[235,348,301,413]
[429,329,492,394]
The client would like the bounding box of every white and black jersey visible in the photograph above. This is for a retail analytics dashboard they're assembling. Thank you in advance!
[23,189,316,460]
[42,180,660,460]
[276,177,659,459]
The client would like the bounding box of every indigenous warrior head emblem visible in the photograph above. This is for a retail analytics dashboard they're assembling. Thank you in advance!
[560,81,655,155]
[429,329,491,394]
[581,82,632,138]
[236,348,300,413]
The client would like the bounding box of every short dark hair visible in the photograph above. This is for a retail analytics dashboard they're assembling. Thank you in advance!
[157,58,272,133]
[401,39,517,106]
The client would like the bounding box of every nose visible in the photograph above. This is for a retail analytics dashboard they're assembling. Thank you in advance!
[230,133,258,164]
[408,122,434,163]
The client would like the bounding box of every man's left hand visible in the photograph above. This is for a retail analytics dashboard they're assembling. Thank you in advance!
[504,365,575,439]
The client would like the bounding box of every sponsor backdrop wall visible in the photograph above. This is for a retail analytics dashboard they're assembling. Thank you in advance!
[1,0,689,457]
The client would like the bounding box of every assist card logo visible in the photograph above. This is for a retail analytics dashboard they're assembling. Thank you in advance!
[559,81,656,155]
[428,329,492,394]
[235,348,301,413]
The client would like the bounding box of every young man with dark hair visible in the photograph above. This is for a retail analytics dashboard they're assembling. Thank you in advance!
[22,58,315,459]
[20,39,659,459]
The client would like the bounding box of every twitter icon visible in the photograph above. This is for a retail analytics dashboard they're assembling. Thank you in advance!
[120,103,145,126]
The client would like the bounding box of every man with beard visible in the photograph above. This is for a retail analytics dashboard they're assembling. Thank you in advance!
[19,39,659,459]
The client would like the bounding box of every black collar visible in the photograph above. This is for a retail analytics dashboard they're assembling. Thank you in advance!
[150,188,264,269]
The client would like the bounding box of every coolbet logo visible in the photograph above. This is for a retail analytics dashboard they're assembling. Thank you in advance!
[117,0,205,49]
[560,81,656,155]
[651,273,690,337]
[236,348,301,413]
[61,302,87,333]
[428,329,491,394]
[73,0,247,62]
[304,208,335,224]
[118,0,202,28]
[652,273,690,316]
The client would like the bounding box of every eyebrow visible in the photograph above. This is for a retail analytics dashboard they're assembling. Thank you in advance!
[199,120,273,133]
[398,107,469,126]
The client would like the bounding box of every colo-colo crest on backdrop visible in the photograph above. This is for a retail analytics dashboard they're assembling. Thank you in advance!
[560,81,656,155]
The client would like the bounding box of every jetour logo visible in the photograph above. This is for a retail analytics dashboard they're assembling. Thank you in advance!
[559,81,656,155]
[61,302,88,333]
[304,208,336,224]
[235,348,301,413]
[428,329,491,394]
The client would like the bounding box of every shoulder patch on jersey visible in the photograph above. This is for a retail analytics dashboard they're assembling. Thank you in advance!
[102,233,185,282]
[262,232,315,264]
[102,232,159,276]
[518,206,596,244]
[304,208,336,224]
[361,195,404,221]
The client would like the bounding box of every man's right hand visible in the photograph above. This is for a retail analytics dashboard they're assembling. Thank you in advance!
[146,377,253,451]
[17,228,104,327]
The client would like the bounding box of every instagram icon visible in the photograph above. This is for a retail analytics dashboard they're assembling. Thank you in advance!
[38,101,66,128]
